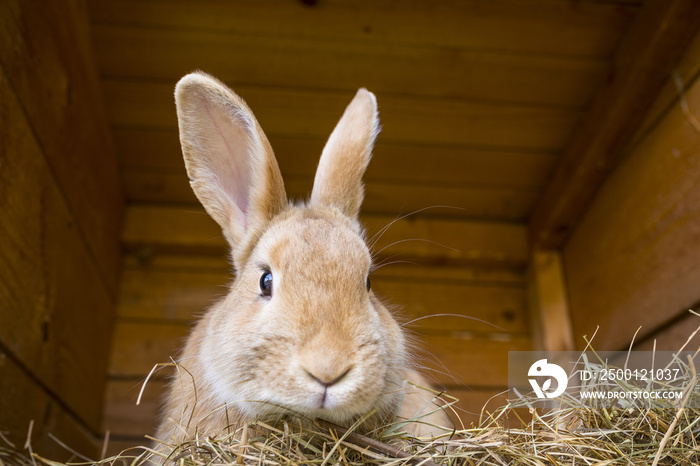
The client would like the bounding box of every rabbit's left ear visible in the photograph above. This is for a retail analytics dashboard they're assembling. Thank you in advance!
[175,72,287,253]
[310,89,379,219]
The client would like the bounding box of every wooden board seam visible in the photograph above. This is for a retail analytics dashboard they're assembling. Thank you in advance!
[529,0,700,248]
[623,66,700,162]
[0,339,101,439]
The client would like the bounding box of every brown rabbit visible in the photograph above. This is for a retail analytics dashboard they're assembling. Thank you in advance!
[156,72,450,444]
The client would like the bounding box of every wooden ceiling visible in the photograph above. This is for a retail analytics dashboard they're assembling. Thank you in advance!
[86,0,645,227]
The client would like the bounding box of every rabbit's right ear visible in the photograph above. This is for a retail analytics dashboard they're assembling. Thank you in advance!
[175,73,286,258]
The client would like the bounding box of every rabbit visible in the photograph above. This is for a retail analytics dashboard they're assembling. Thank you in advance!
[155,71,451,445]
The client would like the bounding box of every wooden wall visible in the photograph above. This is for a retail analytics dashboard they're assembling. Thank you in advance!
[3,0,700,460]
[562,30,700,352]
[87,0,638,222]
[87,0,646,451]
[84,0,650,450]
[0,0,122,459]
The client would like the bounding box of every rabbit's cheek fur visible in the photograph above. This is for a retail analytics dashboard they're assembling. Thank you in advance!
[199,309,395,422]
[196,219,406,422]
[254,338,390,421]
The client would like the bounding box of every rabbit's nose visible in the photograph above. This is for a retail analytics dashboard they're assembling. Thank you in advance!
[303,365,353,388]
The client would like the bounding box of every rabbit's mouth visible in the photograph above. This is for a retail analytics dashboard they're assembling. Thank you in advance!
[239,370,384,423]
[295,376,390,422]
[234,390,374,426]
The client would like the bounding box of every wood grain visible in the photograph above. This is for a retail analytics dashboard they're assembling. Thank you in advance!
[108,321,186,378]
[114,129,550,220]
[117,268,231,321]
[0,0,123,291]
[530,0,700,248]
[563,71,700,350]
[115,129,558,190]
[103,379,165,438]
[121,206,529,267]
[630,29,700,150]
[92,24,607,107]
[416,334,532,387]
[86,0,638,57]
[0,348,99,461]
[528,250,574,351]
[0,67,115,432]
[123,170,539,221]
[103,80,581,152]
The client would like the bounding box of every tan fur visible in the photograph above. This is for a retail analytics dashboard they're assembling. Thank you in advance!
[157,73,450,444]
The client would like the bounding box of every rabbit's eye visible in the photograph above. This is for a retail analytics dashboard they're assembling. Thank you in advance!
[260,271,273,298]
[366,275,371,292]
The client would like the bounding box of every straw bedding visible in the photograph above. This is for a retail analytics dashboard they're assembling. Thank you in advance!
[4,346,699,466]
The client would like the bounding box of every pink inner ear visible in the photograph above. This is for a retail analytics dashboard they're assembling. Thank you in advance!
[206,101,253,230]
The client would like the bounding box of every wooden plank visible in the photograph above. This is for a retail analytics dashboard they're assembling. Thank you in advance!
[123,170,538,221]
[121,252,526,286]
[0,67,114,432]
[108,321,187,378]
[363,216,528,267]
[92,24,607,107]
[103,80,581,152]
[361,182,536,222]
[122,253,233,273]
[122,205,225,255]
[116,129,552,220]
[0,348,99,461]
[103,379,164,439]
[117,269,231,322]
[108,321,531,387]
[629,29,700,150]
[371,264,524,287]
[0,0,123,291]
[117,126,547,221]
[417,334,532,387]
[378,281,527,334]
[121,206,529,267]
[117,268,527,333]
[115,129,558,190]
[527,250,575,351]
[86,0,638,57]
[529,0,700,248]
[562,70,700,351]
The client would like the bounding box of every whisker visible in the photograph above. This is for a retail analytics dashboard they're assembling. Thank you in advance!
[401,314,507,332]
[410,364,464,386]
[367,205,464,249]
[371,252,402,266]
[372,259,420,271]
[367,214,402,250]
[372,237,460,258]
[371,252,419,271]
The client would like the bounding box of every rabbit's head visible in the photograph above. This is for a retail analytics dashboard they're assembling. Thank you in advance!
[175,73,408,425]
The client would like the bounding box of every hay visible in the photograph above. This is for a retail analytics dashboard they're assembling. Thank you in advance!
[9,347,700,466]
